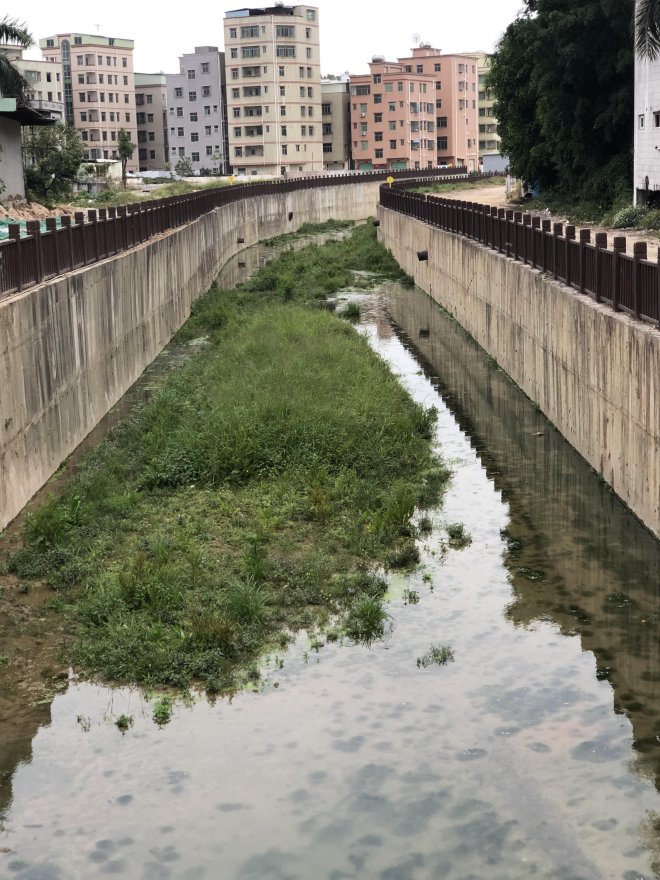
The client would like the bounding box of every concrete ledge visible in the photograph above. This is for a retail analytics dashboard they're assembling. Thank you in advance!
[0,182,381,530]
[378,205,660,537]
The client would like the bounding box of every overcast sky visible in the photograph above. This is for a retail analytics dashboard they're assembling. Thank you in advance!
[10,0,524,75]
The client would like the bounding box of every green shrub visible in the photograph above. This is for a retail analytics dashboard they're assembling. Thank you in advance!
[611,204,648,228]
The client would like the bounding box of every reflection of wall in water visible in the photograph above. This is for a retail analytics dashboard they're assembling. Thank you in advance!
[385,283,660,787]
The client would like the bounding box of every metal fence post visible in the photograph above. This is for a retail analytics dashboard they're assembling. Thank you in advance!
[612,236,626,312]
[26,220,44,284]
[633,241,646,319]
[8,223,22,291]
[552,223,563,280]
[579,229,590,293]
[594,232,607,302]
[564,225,575,287]
[45,217,59,276]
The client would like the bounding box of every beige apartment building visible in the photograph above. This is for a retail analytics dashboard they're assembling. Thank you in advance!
[223,5,322,176]
[40,33,138,169]
[349,60,436,170]
[135,73,168,172]
[477,54,505,171]
[1,46,64,121]
[321,78,350,170]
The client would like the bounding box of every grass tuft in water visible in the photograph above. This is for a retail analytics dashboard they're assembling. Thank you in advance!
[416,645,455,668]
[341,301,361,321]
[152,696,174,726]
[115,714,133,733]
[446,522,472,548]
[344,596,389,644]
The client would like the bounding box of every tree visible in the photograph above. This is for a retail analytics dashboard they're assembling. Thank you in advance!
[635,0,660,58]
[117,128,135,188]
[23,124,85,201]
[488,0,634,206]
[174,155,194,177]
[0,17,32,103]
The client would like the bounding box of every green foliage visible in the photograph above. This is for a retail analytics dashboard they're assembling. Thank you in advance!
[0,18,32,102]
[175,156,194,177]
[152,696,174,726]
[341,301,361,320]
[416,644,454,668]
[117,128,135,186]
[10,224,449,690]
[115,714,133,733]
[488,0,634,206]
[611,204,649,228]
[344,596,388,644]
[446,522,472,548]
[24,124,85,200]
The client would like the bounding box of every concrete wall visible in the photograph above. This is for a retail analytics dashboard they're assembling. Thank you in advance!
[378,206,660,538]
[0,181,380,530]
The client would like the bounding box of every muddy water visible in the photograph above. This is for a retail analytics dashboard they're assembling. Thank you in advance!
[2,263,660,877]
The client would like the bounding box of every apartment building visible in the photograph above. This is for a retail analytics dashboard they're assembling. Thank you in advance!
[349,59,436,170]
[134,73,168,172]
[634,49,660,204]
[166,47,229,175]
[477,54,505,172]
[396,46,480,170]
[321,78,350,170]
[39,33,138,168]
[1,46,64,121]
[223,5,322,176]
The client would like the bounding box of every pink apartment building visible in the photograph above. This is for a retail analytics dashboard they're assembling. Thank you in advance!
[349,45,480,171]
[349,60,437,170]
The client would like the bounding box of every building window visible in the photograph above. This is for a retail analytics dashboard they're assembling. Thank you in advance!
[234,126,242,136]
[178,127,184,136]
[148,132,155,141]
[125,113,130,122]
[188,91,197,101]
[374,112,382,123]
[306,47,312,58]
[201,62,210,73]
[360,140,368,150]
[232,88,240,98]
[279,65,285,76]
[375,148,383,158]
[191,132,199,142]
[438,116,447,128]
[206,146,213,155]
[375,131,383,142]
[229,28,237,38]
[374,94,382,104]
[190,112,198,121]
[639,114,645,129]
[122,58,127,67]
[192,152,200,162]
[434,63,441,72]
[322,102,331,115]
[306,8,315,20]
[323,142,332,153]
[280,105,286,116]
[389,139,396,149]
[231,68,239,80]
[203,86,211,97]
[231,48,238,59]
[188,69,196,79]
[280,85,285,97]
[242,46,261,58]
[241,25,260,38]
[437,136,448,150]
[175,87,183,98]
[301,124,307,135]
[323,123,332,134]
[277,45,296,57]
[177,107,183,117]
[276,25,295,37]
[233,107,241,118]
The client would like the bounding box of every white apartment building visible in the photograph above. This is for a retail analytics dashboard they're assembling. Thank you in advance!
[165,47,229,175]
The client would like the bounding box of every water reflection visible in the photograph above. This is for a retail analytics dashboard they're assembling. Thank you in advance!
[383,283,660,792]
[2,270,660,878]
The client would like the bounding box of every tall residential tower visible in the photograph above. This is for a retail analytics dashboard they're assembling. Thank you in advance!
[40,33,138,168]
[223,5,322,176]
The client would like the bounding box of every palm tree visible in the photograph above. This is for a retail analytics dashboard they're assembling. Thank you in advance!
[0,17,33,103]
[635,0,660,59]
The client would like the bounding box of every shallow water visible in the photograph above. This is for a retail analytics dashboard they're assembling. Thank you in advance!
[2,265,660,878]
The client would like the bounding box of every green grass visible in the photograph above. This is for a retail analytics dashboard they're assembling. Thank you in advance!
[6,222,448,692]
[416,645,454,668]
[261,218,355,246]
[412,176,505,195]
